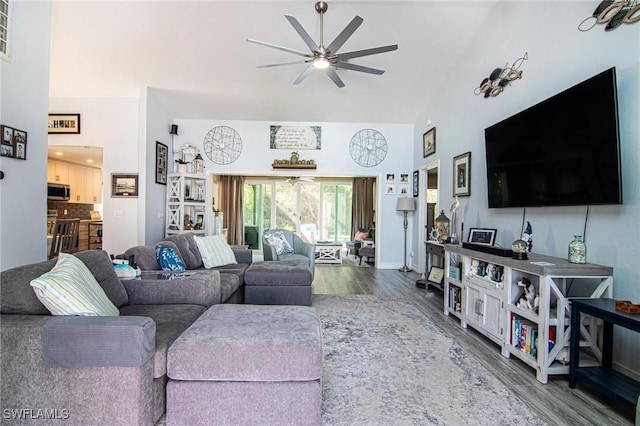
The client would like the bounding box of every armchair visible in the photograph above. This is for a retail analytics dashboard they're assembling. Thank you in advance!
[346,228,371,257]
[262,229,315,279]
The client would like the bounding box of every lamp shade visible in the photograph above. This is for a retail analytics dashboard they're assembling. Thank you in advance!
[396,197,415,212]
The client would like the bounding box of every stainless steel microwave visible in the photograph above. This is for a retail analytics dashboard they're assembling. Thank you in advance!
[47,183,70,201]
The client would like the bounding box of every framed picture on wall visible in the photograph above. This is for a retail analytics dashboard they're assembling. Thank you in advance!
[155,141,168,185]
[111,173,139,197]
[413,170,419,197]
[48,114,81,134]
[453,151,471,197]
[423,127,436,158]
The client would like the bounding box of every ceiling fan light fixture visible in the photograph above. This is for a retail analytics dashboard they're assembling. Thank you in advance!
[313,57,330,69]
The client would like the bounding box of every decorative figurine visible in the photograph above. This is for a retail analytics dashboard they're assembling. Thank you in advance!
[522,221,533,252]
[515,277,536,310]
[290,151,299,164]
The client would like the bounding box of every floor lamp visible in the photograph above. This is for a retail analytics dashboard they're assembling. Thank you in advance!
[397,197,415,272]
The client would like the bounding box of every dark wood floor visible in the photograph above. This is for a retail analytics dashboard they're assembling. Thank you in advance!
[312,262,635,426]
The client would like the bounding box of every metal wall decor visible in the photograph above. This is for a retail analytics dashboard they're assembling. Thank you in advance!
[474,52,528,98]
[349,129,388,167]
[203,126,243,165]
[579,0,640,32]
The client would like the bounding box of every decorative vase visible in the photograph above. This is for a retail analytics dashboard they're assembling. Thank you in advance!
[178,164,187,173]
[568,235,587,264]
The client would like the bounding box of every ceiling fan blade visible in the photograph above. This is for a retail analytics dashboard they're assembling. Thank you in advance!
[336,44,398,61]
[285,15,319,53]
[326,15,363,54]
[334,61,385,75]
[257,60,310,69]
[246,39,311,58]
[326,68,345,88]
[293,64,316,85]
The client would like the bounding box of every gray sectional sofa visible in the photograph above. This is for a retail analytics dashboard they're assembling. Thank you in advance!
[0,248,242,425]
[124,233,253,303]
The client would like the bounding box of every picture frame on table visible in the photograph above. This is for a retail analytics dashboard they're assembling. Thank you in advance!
[48,114,81,134]
[111,173,139,197]
[155,141,168,185]
[195,212,205,229]
[423,127,436,158]
[468,228,497,246]
[412,170,419,197]
[453,151,471,197]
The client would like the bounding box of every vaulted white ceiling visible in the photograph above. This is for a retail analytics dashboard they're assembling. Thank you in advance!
[49,1,498,123]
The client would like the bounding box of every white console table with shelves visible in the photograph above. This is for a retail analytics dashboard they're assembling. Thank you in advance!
[166,173,210,236]
[444,244,613,384]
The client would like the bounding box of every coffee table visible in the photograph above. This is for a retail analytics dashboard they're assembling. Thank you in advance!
[314,242,343,264]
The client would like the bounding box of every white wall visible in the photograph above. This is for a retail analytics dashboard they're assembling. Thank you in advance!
[411,2,639,374]
[143,88,173,244]
[0,1,51,270]
[173,119,415,269]
[48,97,140,255]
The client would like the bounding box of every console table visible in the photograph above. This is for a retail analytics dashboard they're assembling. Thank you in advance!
[444,244,613,384]
[569,298,640,410]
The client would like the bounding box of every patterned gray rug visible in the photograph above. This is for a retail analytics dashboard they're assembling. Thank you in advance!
[314,294,547,425]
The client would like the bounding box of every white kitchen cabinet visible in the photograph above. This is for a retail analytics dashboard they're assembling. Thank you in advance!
[47,159,69,184]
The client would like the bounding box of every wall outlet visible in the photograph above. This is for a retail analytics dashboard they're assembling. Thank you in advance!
[114,209,124,217]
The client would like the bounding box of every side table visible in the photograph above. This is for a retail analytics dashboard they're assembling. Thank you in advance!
[569,298,640,411]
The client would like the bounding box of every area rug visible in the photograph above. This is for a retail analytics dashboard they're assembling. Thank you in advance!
[314,294,547,425]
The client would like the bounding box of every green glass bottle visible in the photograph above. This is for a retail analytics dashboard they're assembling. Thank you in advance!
[568,235,586,264]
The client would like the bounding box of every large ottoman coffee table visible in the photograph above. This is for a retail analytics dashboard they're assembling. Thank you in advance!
[166,304,323,426]
[244,261,313,306]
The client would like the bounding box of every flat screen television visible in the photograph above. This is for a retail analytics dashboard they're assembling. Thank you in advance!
[484,67,622,208]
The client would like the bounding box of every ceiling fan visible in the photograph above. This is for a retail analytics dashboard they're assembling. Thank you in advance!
[286,176,315,185]
[247,1,398,88]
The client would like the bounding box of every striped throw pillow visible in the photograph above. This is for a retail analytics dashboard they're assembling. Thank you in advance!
[30,253,120,316]
[193,235,238,269]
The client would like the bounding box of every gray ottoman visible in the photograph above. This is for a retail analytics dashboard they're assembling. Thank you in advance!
[244,261,313,306]
[166,304,323,426]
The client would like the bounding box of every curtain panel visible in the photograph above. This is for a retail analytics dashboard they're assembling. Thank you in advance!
[219,175,245,245]
[351,177,375,238]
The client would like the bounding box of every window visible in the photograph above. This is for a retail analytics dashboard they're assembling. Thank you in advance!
[0,0,11,62]
[243,179,352,246]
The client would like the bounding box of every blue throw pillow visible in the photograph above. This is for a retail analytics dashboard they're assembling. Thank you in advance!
[156,246,186,271]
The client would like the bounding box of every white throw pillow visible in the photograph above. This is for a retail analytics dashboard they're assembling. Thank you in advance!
[194,235,238,269]
[30,253,120,316]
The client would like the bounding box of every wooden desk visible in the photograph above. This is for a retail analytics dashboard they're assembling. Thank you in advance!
[569,298,640,410]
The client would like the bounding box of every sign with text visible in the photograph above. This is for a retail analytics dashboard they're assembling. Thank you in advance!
[270,125,321,150]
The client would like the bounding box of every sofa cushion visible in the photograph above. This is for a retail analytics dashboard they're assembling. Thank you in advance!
[156,246,186,271]
[0,250,127,315]
[119,304,206,378]
[167,304,323,381]
[219,273,241,303]
[265,231,294,255]
[194,235,237,269]
[75,250,129,308]
[164,233,204,269]
[42,316,155,367]
[30,253,120,317]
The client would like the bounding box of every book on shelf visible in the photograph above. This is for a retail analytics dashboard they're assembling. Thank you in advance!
[511,314,537,357]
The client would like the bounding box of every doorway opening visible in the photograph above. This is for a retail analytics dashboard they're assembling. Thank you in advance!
[418,161,439,274]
